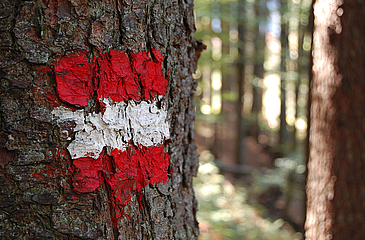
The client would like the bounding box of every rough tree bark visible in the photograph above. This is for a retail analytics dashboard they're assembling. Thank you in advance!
[306,0,365,239]
[0,0,203,239]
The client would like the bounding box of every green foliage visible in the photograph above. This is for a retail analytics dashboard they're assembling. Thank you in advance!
[194,150,303,240]
[250,151,305,196]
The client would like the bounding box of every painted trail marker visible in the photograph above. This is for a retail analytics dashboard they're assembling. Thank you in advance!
[51,49,170,226]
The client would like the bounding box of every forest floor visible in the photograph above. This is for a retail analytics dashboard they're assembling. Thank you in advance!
[194,117,305,234]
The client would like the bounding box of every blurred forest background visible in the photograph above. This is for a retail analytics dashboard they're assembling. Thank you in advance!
[193,0,312,239]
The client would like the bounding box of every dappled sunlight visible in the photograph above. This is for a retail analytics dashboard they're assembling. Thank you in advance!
[263,74,281,129]
[194,151,303,240]
[193,0,312,238]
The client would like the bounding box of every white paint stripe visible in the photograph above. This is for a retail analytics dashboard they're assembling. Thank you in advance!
[127,101,170,147]
[52,98,170,159]
[52,106,85,131]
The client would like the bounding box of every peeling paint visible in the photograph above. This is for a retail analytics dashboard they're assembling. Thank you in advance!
[52,99,169,159]
[53,49,168,107]
[69,142,170,227]
[51,49,171,225]
[127,101,169,147]
[54,52,96,106]
[97,50,138,102]
[51,106,85,131]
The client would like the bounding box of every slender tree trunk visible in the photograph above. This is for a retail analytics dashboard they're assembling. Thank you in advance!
[251,0,265,142]
[279,0,288,147]
[306,0,365,239]
[236,0,246,165]
[0,0,202,239]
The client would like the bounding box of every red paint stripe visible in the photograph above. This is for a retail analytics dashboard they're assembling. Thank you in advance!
[97,50,139,102]
[54,49,168,106]
[54,52,96,106]
[71,145,169,227]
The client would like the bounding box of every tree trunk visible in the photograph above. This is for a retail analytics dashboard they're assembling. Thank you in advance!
[0,0,202,239]
[236,0,246,165]
[306,0,365,239]
[279,0,288,148]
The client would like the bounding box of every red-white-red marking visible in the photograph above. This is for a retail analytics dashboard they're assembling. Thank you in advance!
[51,49,170,225]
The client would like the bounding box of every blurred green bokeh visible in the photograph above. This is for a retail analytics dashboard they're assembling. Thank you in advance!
[194,150,303,239]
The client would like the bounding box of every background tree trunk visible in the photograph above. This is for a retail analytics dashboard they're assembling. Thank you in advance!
[0,0,201,239]
[306,0,365,239]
